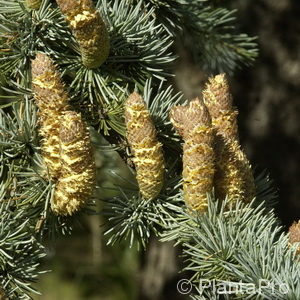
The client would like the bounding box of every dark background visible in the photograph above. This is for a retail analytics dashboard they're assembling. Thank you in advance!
[234,0,300,226]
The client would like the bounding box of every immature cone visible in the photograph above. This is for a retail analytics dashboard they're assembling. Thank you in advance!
[32,53,69,180]
[124,92,165,200]
[52,111,96,215]
[288,221,300,255]
[56,0,110,68]
[170,98,215,212]
[202,74,238,140]
[203,74,255,204]
[26,0,41,10]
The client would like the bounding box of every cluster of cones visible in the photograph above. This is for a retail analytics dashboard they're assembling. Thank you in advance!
[125,74,256,212]
[31,53,96,216]
[170,74,255,211]
[27,2,255,215]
